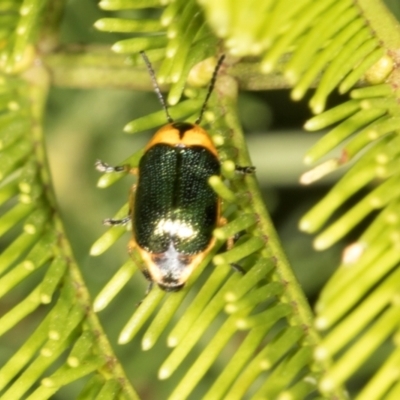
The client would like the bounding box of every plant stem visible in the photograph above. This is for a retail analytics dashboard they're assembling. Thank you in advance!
[42,46,292,90]
[356,0,400,50]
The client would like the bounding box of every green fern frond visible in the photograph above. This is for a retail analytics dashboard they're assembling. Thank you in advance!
[0,2,138,399]
[0,70,138,399]
[96,0,218,106]
[0,0,47,74]
[194,0,400,395]
[200,0,389,113]
[298,90,400,395]
[2,0,400,398]
[91,79,333,398]
[91,1,350,395]
[289,1,400,398]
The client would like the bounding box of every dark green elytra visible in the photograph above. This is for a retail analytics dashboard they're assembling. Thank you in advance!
[133,142,220,255]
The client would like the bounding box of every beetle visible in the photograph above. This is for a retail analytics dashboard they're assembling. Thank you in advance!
[96,52,252,292]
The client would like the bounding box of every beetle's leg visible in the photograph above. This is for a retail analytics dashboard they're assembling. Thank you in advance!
[103,216,131,226]
[95,159,129,173]
[145,281,154,295]
[136,282,154,307]
[103,184,136,226]
[235,165,256,175]
[231,263,246,274]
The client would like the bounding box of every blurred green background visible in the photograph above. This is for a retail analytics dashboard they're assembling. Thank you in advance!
[4,0,399,398]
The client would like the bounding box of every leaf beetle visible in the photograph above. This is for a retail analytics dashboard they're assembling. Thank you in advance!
[96,52,253,292]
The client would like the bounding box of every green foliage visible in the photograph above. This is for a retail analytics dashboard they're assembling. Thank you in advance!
[1,0,400,399]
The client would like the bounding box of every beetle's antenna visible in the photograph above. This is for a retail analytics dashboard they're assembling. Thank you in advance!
[140,51,173,123]
[195,55,225,125]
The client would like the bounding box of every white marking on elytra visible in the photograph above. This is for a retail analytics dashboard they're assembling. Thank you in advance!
[154,218,197,239]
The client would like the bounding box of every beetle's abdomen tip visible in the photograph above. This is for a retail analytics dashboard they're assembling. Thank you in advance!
[157,281,185,292]
[142,244,196,292]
